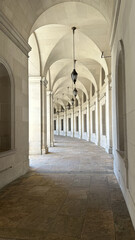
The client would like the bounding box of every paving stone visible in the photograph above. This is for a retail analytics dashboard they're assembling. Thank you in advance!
[0,136,134,239]
[50,215,84,238]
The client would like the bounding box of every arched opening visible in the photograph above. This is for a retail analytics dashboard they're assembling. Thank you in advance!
[83,92,86,103]
[75,98,78,107]
[28,0,110,154]
[0,61,14,153]
[92,84,95,96]
[101,68,105,86]
[54,119,56,131]
[116,40,127,159]
[54,108,56,114]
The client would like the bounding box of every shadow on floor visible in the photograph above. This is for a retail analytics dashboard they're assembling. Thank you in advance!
[0,136,135,240]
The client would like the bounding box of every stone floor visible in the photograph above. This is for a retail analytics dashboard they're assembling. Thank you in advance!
[0,136,135,240]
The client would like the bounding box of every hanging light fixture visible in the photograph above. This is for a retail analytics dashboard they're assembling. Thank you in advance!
[73,87,78,98]
[71,27,78,84]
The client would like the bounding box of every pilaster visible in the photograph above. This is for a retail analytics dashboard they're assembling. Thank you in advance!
[79,104,82,139]
[96,90,100,146]
[72,107,74,137]
[105,74,112,153]
[29,77,41,155]
[87,100,90,141]
[47,90,54,147]
[41,77,48,154]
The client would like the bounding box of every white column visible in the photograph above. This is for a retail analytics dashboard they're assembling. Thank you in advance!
[71,107,74,137]
[47,91,50,146]
[29,76,41,154]
[57,111,60,135]
[50,93,54,146]
[96,90,100,146]
[64,109,67,136]
[87,100,90,141]
[105,74,112,153]
[79,104,82,139]
[41,78,48,154]
[47,91,54,147]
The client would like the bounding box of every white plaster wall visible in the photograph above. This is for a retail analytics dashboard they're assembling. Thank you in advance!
[0,30,29,189]
[112,0,135,228]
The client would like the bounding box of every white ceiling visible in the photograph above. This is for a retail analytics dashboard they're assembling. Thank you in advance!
[28,1,116,108]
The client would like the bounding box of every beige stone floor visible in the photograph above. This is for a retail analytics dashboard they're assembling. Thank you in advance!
[0,136,135,240]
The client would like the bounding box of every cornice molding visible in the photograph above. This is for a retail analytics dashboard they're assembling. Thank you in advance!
[0,11,31,57]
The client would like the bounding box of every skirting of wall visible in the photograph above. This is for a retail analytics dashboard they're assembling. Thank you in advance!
[0,161,28,189]
[114,165,135,229]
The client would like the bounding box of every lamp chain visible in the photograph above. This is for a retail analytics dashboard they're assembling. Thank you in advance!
[72,27,76,69]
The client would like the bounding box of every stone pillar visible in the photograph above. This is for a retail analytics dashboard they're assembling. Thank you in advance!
[71,107,74,137]
[29,77,41,154]
[57,111,60,135]
[64,108,67,136]
[96,90,100,146]
[87,100,90,141]
[41,78,48,154]
[79,104,82,139]
[105,74,112,153]
[50,94,54,146]
[47,91,54,147]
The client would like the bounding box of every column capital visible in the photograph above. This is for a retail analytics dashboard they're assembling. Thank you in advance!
[29,76,41,83]
[64,109,67,115]
[47,90,53,96]
[95,90,100,98]
[105,73,112,84]
[87,100,90,108]
[41,77,48,87]
[105,74,112,90]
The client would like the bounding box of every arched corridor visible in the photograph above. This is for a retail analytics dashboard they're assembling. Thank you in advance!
[0,136,135,240]
[1,0,135,238]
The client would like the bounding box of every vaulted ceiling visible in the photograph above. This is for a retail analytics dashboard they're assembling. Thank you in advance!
[0,0,116,108]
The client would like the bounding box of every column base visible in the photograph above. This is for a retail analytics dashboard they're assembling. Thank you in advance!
[51,142,54,147]
[87,136,90,142]
[42,146,48,154]
[106,146,112,154]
